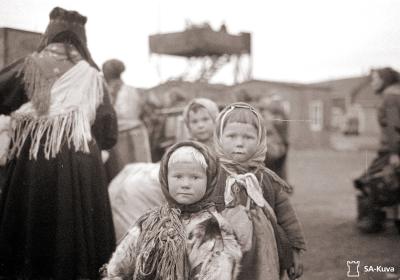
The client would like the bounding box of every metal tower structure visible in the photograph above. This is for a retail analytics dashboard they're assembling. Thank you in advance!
[149,24,252,84]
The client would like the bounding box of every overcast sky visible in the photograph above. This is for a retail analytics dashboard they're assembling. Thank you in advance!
[1,0,400,88]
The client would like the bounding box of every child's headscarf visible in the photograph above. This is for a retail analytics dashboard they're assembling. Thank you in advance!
[159,140,219,213]
[133,141,219,280]
[182,98,220,128]
[214,102,268,174]
[213,102,290,213]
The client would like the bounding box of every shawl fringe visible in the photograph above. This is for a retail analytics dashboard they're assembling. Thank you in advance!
[134,205,188,280]
[9,109,91,160]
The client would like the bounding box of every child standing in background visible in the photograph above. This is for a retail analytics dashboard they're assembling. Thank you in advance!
[182,98,219,148]
[101,141,242,280]
[212,102,306,280]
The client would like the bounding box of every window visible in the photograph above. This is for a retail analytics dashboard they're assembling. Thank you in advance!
[309,100,323,131]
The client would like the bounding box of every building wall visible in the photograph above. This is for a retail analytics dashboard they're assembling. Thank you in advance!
[0,28,41,69]
[232,81,331,149]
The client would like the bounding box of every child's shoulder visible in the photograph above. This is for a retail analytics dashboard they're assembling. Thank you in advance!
[258,167,291,193]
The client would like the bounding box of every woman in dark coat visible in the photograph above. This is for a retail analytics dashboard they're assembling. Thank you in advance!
[354,67,400,233]
[0,7,117,279]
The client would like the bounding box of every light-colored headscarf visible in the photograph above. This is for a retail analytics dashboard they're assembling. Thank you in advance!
[214,102,268,174]
[182,98,219,128]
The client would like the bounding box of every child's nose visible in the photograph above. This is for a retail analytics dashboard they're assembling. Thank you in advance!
[180,178,191,188]
[235,138,244,147]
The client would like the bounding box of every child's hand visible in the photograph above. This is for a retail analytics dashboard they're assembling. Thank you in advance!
[288,249,304,279]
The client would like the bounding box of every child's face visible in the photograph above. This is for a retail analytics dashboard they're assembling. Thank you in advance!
[221,122,258,162]
[168,161,207,205]
[188,108,214,142]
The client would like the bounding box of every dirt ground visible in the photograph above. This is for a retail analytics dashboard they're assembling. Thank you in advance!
[288,149,400,280]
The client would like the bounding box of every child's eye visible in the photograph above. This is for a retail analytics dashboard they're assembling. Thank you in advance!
[174,174,183,179]
[245,135,254,140]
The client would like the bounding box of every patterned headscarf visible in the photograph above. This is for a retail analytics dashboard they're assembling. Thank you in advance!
[159,140,219,213]
[182,98,220,128]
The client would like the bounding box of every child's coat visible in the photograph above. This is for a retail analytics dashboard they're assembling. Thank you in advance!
[102,206,242,280]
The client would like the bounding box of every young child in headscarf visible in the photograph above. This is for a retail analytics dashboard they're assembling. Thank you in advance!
[212,102,306,280]
[107,99,219,241]
[182,98,219,148]
[101,141,242,280]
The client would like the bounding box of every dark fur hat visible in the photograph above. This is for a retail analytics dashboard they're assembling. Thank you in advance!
[40,7,87,47]
[36,7,98,69]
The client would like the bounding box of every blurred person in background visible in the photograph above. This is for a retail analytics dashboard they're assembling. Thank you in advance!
[354,67,400,234]
[182,97,220,149]
[258,96,290,182]
[0,7,117,279]
[102,59,151,182]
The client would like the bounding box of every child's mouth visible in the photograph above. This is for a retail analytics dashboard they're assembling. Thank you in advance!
[177,193,192,196]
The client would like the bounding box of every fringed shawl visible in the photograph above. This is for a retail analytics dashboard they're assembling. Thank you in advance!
[10,55,103,160]
[133,205,188,280]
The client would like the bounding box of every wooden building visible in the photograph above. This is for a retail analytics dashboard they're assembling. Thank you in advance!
[231,80,332,149]
[0,28,42,69]
[315,76,380,137]
[144,79,332,152]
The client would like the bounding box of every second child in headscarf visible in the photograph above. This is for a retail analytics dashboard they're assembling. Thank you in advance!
[212,103,306,280]
[182,98,219,149]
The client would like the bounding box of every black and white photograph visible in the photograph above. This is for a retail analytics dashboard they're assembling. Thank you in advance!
[0,0,399,279]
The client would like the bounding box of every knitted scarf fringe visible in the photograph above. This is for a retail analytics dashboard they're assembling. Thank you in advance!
[134,205,188,280]
[9,109,91,160]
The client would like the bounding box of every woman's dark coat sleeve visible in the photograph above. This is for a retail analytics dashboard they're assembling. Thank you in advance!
[0,58,28,115]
